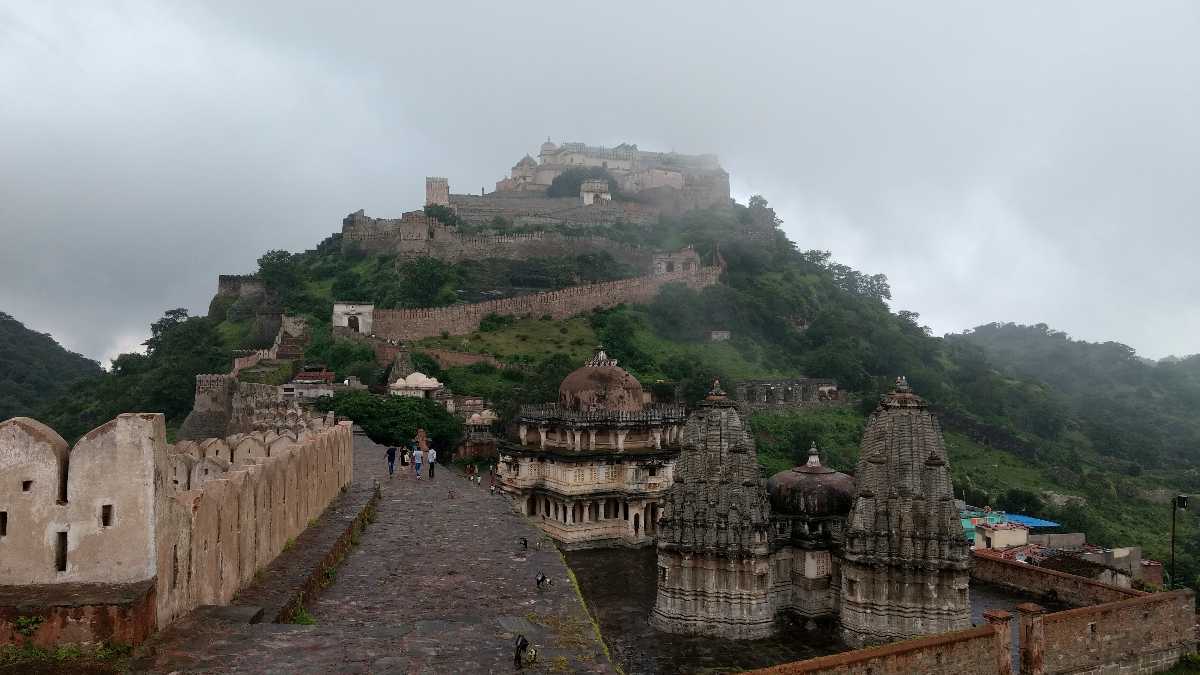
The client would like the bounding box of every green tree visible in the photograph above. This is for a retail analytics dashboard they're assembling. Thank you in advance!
[547,167,619,198]
[314,390,463,452]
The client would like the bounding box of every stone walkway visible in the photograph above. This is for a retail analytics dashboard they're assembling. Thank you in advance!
[133,435,612,674]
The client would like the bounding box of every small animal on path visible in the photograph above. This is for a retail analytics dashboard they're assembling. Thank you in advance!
[519,537,528,550]
[535,572,552,589]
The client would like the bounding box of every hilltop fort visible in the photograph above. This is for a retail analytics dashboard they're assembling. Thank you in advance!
[341,138,731,259]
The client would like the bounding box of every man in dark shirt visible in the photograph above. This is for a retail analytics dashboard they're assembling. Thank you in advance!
[385,446,397,478]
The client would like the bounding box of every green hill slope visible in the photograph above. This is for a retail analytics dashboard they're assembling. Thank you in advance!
[0,311,102,420]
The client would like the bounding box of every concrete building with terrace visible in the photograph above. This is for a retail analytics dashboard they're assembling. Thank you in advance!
[496,349,685,549]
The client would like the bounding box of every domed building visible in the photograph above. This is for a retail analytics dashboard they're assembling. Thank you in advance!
[766,442,855,626]
[496,349,685,549]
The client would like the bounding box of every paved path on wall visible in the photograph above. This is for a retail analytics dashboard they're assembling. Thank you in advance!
[133,434,612,674]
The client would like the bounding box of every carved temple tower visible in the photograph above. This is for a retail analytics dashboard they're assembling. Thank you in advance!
[650,382,775,639]
[839,377,971,647]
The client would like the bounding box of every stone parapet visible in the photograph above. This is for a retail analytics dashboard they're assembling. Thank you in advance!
[0,412,354,646]
[0,580,157,647]
[745,623,1008,675]
[1036,589,1195,674]
[971,550,1142,607]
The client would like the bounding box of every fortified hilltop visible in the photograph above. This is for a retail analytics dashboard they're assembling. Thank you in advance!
[341,138,730,259]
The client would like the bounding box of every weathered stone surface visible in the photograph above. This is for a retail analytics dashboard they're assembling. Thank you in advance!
[651,383,775,639]
[840,378,971,647]
[0,580,157,647]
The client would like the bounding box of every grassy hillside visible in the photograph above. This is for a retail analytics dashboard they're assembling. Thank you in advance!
[0,311,102,420]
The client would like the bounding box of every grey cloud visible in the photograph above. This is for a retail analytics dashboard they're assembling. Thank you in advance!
[1,1,1197,361]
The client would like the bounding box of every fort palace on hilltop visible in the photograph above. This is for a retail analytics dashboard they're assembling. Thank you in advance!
[340,139,731,259]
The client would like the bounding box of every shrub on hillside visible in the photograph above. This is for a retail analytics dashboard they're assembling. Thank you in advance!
[546,167,620,199]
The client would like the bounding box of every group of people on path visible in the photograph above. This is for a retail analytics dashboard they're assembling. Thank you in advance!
[385,428,438,480]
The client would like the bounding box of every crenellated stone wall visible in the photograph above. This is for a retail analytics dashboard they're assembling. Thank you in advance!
[341,206,654,266]
[371,265,720,342]
[178,374,289,441]
[0,411,353,646]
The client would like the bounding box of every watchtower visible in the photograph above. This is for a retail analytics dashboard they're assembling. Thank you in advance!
[425,177,450,206]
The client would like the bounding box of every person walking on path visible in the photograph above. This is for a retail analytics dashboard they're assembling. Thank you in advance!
[385,446,397,478]
[427,446,438,479]
[413,444,424,479]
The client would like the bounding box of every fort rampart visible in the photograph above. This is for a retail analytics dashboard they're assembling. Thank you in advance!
[371,265,720,342]
[1032,590,1195,675]
[971,550,1141,607]
[757,554,1195,674]
[0,412,353,646]
[178,374,286,441]
[747,620,1012,675]
[342,207,654,268]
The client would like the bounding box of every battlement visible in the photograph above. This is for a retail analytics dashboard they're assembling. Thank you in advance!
[425,176,450,206]
[0,412,352,644]
[216,275,265,298]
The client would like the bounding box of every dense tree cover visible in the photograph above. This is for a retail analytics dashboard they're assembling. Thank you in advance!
[36,309,230,442]
[312,390,463,452]
[0,311,102,420]
[953,323,1200,470]
[302,325,382,385]
[546,167,621,199]
[415,354,578,423]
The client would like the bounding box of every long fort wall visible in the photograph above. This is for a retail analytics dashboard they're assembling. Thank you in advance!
[342,207,654,268]
[0,412,353,646]
[371,265,720,341]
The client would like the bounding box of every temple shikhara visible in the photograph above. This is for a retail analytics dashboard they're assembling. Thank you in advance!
[650,378,967,646]
[839,376,971,645]
[495,349,685,548]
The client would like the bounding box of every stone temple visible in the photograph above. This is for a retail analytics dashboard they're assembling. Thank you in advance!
[651,377,969,646]
[496,349,685,549]
[650,381,775,638]
[839,376,971,646]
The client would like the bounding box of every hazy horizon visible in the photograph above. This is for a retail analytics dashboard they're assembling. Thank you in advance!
[2,2,1197,363]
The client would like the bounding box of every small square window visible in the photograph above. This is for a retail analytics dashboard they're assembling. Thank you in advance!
[21,480,32,492]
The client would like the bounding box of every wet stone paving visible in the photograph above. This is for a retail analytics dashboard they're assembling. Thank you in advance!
[134,434,612,674]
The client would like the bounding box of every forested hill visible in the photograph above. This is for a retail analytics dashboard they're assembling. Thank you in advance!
[952,323,1200,473]
[0,311,101,420]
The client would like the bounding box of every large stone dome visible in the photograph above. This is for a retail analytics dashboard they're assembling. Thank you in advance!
[766,443,854,518]
[558,349,644,412]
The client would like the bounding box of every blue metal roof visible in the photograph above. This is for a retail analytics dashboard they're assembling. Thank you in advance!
[1005,514,1061,529]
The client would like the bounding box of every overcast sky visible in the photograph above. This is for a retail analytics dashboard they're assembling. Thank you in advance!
[2,2,1197,363]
